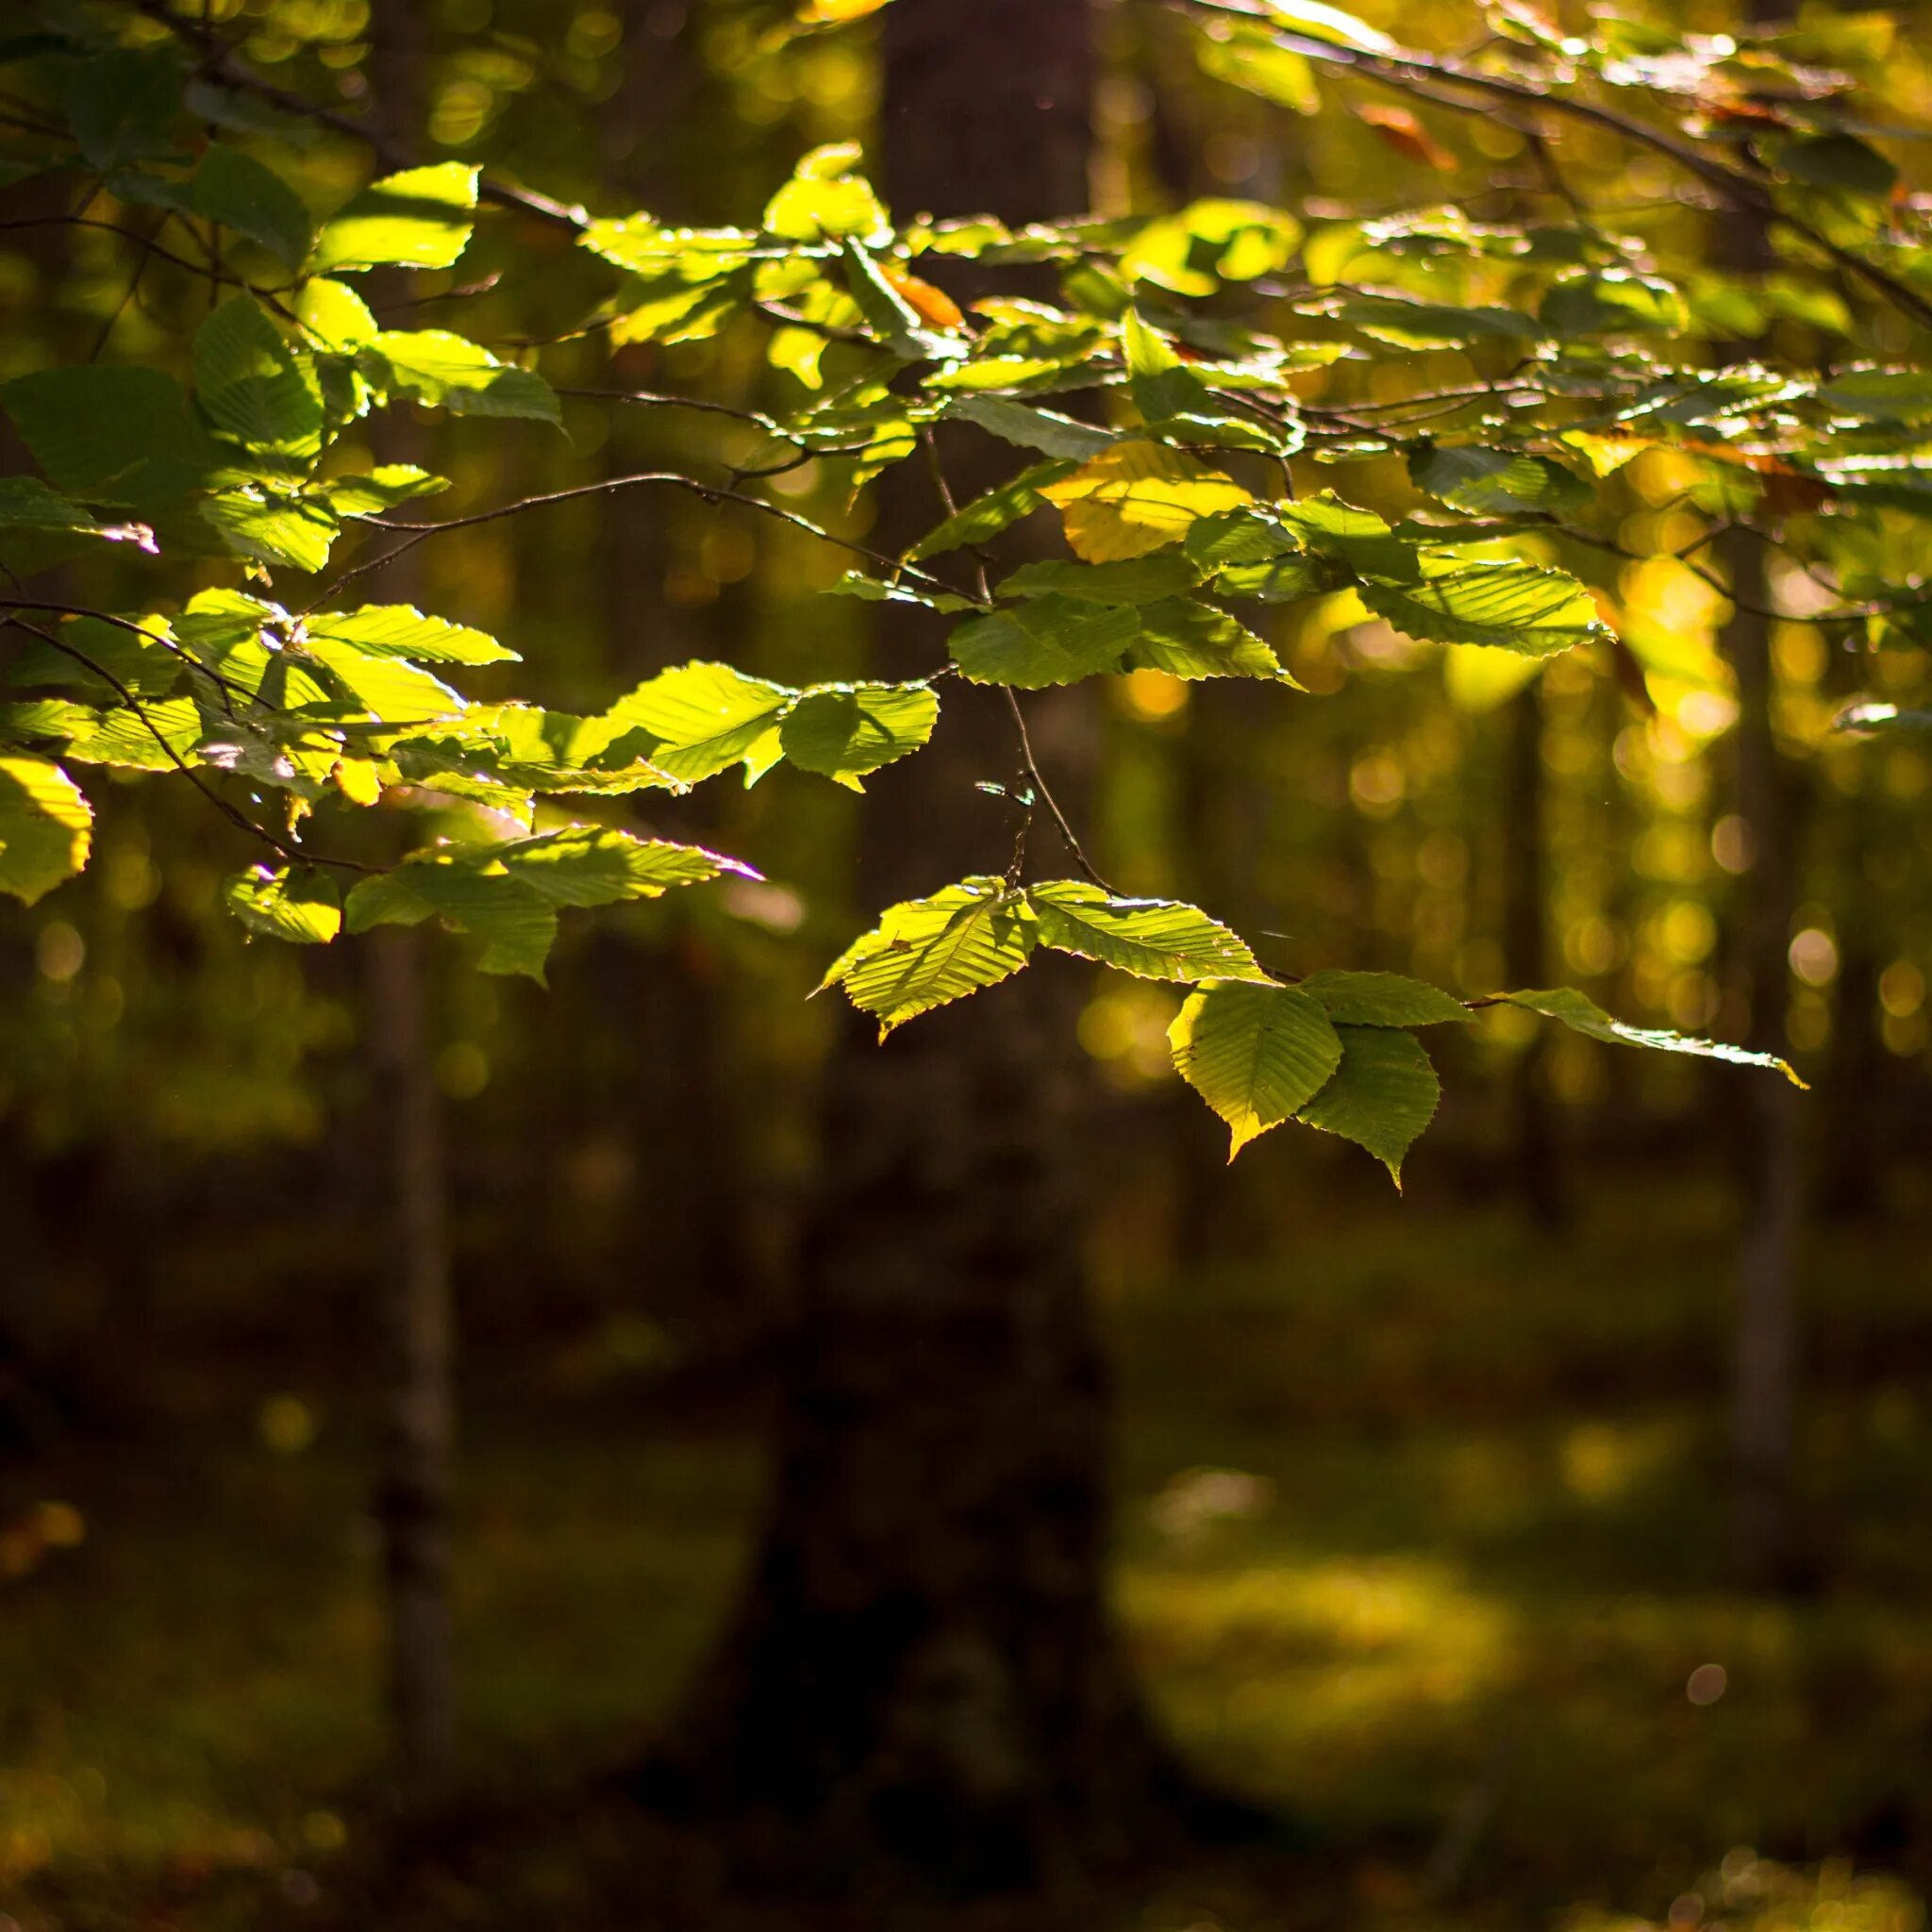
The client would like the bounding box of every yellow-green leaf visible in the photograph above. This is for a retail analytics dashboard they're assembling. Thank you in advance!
[1168,980,1342,1158]
[1040,441,1251,562]
[0,756,92,906]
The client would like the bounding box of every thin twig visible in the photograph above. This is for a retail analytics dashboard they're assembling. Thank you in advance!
[2,615,371,872]
[311,469,972,608]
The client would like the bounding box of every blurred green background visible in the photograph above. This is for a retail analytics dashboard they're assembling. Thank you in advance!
[2,0,1929,1927]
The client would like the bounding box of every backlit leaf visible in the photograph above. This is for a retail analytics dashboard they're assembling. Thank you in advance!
[225,865,341,943]
[604,660,792,783]
[1408,445,1593,516]
[1041,441,1251,561]
[1360,561,1608,656]
[1125,597,1291,682]
[313,162,478,275]
[0,757,92,905]
[820,876,1039,1034]
[1168,981,1343,1158]
[1500,987,1806,1086]
[948,597,1140,686]
[362,331,560,425]
[304,606,515,665]
[778,681,939,787]
[1028,882,1271,983]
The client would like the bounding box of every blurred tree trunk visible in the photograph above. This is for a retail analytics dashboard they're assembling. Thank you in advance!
[1818,775,1882,1221]
[660,0,1208,1885]
[1717,528,1807,1590]
[365,924,458,1792]
[365,11,457,1794]
[1501,681,1566,1224]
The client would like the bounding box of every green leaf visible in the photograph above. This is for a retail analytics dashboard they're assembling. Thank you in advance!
[1299,969,1472,1027]
[296,276,380,352]
[1777,132,1895,199]
[1125,596,1291,682]
[999,554,1202,604]
[345,852,558,980]
[3,367,222,508]
[1540,270,1686,337]
[0,475,147,544]
[948,393,1116,461]
[1274,491,1416,579]
[224,865,341,943]
[304,606,515,665]
[839,239,933,355]
[1819,368,1932,424]
[1185,504,1305,568]
[1296,1024,1440,1185]
[1214,554,1334,602]
[362,331,560,425]
[6,612,181,699]
[1500,987,1806,1086]
[67,47,183,171]
[763,144,891,243]
[1123,308,1215,423]
[1408,445,1593,516]
[1197,31,1323,114]
[316,468,449,515]
[1168,981,1343,1158]
[194,297,325,458]
[1360,562,1607,656]
[72,696,202,772]
[1027,882,1270,984]
[297,639,461,724]
[400,702,677,797]
[197,490,339,575]
[312,162,478,274]
[908,458,1076,559]
[192,146,313,268]
[0,756,92,905]
[778,681,939,788]
[928,353,1104,393]
[604,660,792,783]
[820,876,1038,1035]
[1331,292,1541,350]
[1040,441,1252,561]
[1121,201,1303,297]
[948,597,1140,687]
[825,571,979,614]
[494,826,755,905]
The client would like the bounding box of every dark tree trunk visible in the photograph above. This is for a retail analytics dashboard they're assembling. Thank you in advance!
[366,924,458,1794]
[657,0,1208,1888]
[1501,681,1566,1225]
[364,11,457,1794]
[1717,528,1807,1590]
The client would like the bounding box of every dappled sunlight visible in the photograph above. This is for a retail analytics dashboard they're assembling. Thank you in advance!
[1122,1548,1517,1794]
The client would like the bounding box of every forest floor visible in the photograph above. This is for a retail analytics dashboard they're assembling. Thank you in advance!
[4,1178,1930,1932]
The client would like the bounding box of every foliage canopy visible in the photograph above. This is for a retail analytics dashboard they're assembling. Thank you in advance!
[13,0,1927,1175]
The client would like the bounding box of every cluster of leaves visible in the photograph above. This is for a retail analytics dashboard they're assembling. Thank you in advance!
[8,0,1917,1176]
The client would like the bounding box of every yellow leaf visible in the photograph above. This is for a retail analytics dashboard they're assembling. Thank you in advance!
[1040,441,1251,562]
[797,0,892,20]
[331,757,384,807]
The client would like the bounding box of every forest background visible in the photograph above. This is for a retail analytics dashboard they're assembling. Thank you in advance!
[1,0,1929,1927]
